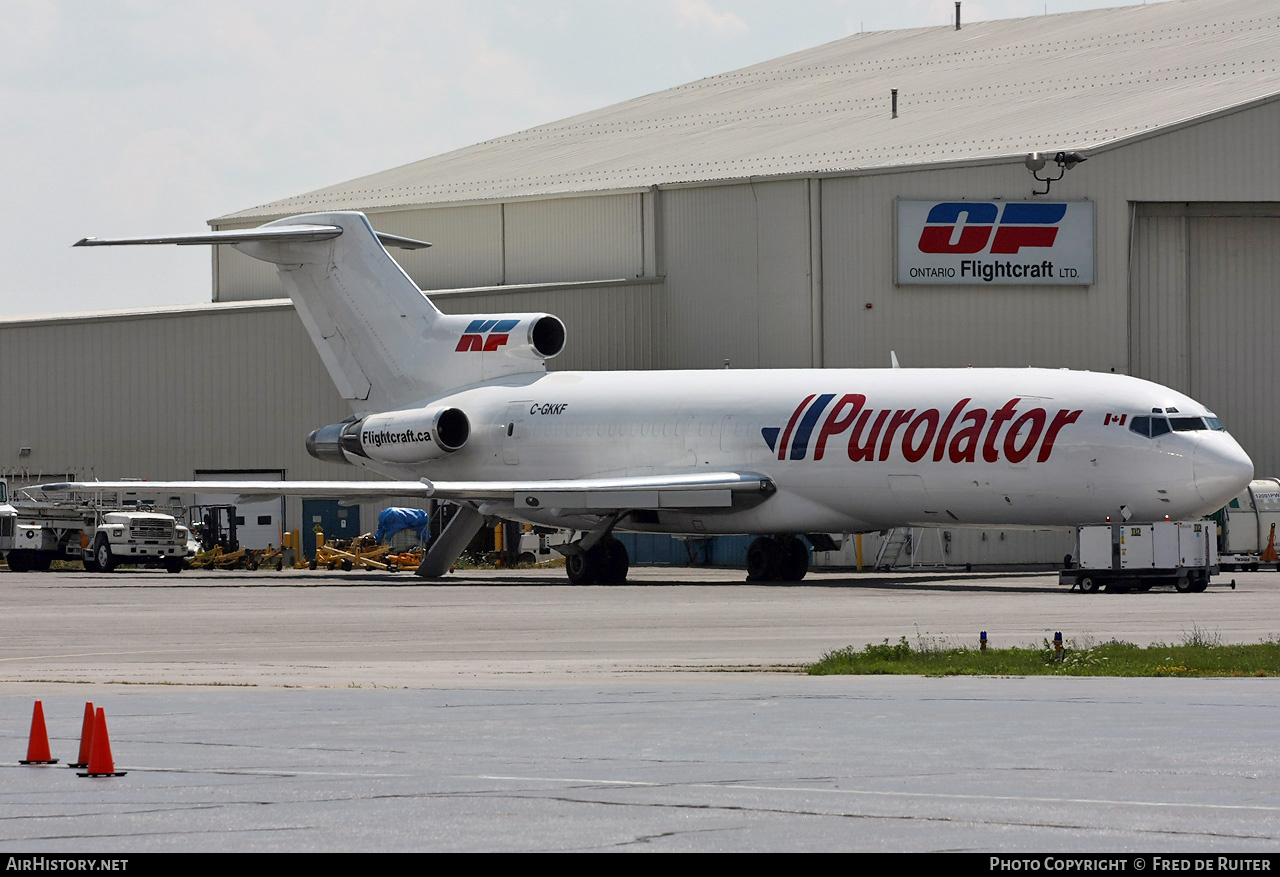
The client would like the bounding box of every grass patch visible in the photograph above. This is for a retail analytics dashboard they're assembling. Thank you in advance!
[808,631,1280,677]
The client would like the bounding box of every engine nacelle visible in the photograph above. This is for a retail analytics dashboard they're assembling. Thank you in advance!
[444,313,566,361]
[307,407,470,466]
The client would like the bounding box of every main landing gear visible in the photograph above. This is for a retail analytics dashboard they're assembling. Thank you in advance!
[746,535,809,583]
[565,536,630,585]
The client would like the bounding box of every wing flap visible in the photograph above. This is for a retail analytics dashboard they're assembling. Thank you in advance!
[36,471,773,513]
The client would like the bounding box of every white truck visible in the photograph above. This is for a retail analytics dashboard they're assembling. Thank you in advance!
[0,480,190,573]
[1212,478,1280,572]
[1060,521,1218,593]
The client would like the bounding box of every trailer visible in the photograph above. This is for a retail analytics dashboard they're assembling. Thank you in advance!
[1060,521,1218,593]
[0,479,189,573]
[1212,478,1280,572]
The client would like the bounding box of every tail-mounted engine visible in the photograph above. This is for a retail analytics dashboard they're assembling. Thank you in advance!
[444,313,565,361]
[308,406,470,466]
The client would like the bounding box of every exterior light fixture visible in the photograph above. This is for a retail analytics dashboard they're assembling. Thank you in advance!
[1025,150,1087,195]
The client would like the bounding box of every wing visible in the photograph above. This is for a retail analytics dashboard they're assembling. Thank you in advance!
[35,472,775,513]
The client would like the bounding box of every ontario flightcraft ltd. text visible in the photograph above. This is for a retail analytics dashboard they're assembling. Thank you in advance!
[7,859,127,871]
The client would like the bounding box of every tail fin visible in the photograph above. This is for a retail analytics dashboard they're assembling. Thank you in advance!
[77,211,566,412]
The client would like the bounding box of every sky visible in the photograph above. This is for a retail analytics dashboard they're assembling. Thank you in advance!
[0,0,1169,316]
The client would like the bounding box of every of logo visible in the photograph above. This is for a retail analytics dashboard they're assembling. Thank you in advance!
[917,202,1068,255]
[763,394,1082,464]
[456,319,520,352]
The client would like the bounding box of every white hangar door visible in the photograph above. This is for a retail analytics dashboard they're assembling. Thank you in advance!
[1130,203,1280,475]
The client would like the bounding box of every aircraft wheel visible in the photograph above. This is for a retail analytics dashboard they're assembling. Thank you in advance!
[746,537,781,582]
[93,536,115,573]
[1077,576,1098,594]
[600,538,629,584]
[566,547,600,585]
[778,536,809,582]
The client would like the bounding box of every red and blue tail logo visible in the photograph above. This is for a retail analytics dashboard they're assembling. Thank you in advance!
[456,318,520,352]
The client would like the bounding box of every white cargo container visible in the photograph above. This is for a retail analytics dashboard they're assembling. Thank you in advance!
[1212,478,1280,572]
[1060,521,1218,594]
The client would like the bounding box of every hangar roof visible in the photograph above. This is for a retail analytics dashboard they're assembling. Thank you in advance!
[220,0,1280,222]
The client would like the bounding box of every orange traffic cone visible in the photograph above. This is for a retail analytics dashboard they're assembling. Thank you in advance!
[77,707,126,777]
[1262,524,1279,564]
[19,700,59,765]
[68,702,94,769]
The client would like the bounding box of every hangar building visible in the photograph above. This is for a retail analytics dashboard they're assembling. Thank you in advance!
[3,0,1278,567]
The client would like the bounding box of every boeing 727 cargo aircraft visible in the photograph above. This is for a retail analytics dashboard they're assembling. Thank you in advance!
[53,212,1253,583]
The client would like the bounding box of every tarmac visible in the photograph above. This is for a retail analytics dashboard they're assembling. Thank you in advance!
[1,566,1278,852]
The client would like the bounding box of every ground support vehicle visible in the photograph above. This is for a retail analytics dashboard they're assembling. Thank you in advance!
[1059,521,1218,594]
[0,481,188,573]
[1213,478,1280,571]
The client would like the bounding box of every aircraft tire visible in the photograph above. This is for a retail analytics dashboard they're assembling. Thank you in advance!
[600,538,629,584]
[778,536,809,582]
[746,537,781,582]
[566,547,600,585]
[1077,576,1098,594]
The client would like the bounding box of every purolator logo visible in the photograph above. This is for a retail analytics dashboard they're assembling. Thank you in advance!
[762,394,1082,464]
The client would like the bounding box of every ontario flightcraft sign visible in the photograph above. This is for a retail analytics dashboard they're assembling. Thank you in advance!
[897,200,1094,286]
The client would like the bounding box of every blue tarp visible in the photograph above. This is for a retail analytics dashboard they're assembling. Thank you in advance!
[374,508,431,545]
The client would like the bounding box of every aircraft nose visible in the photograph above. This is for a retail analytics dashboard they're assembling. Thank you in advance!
[1192,435,1254,508]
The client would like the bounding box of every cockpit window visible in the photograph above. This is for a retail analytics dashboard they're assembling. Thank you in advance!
[1132,414,1226,437]
[1129,416,1171,438]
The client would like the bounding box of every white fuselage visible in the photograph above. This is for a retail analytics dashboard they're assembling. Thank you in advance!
[343,367,1254,535]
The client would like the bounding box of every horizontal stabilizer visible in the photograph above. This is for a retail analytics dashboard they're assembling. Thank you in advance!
[73,226,431,250]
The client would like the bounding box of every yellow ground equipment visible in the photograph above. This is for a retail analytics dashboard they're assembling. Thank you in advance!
[309,533,400,572]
